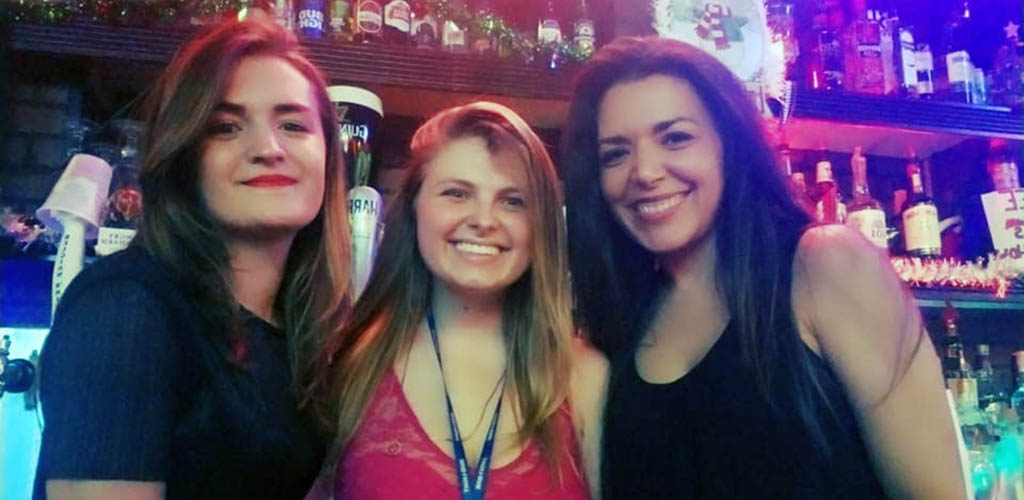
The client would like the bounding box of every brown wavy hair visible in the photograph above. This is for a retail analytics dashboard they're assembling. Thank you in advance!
[136,18,351,396]
[307,101,575,475]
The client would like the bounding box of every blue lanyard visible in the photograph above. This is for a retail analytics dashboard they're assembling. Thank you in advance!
[426,308,505,500]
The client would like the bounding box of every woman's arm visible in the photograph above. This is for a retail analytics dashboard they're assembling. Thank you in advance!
[46,481,164,500]
[37,278,181,500]
[792,225,965,500]
[569,338,610,499]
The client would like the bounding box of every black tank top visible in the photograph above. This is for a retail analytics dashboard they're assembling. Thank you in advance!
[601,320,888,499]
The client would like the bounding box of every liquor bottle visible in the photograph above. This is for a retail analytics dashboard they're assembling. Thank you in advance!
[941,1,974,103]
[814,156,846,223]
[942,302,966,382]
[1012,351,1024,418]
[902,157,941,258]
[442,19,467,52]
[970,67,988,105]
[850,9,884,94]
[354,0,384,43]
[915,43,935,98]
[96,120,144,256]
[891,16,918,97]
[274,0,296,31]
[879,11,897,94]
[103,120,144,231]
[945,50,973,103]
[297,0,326,38]
[975,344,1005,409]
[766,0,798,81]
[537,0,562,69]
[942,305,982,422]
[470,0,498,56]
[441,0,468,53]
[572,0,595,58]
[410,0,439,49]
[537,0,562,45]
[788,172,814,214]
[382,0,412,45]
[987,140,1022,191]
[846,147,887,249]
[887,188,907,254]
[817,26,844,90]
[329,0,353,41]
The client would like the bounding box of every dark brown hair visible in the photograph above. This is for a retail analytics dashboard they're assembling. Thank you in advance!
[562,36,845,453]
[136,18,351,396]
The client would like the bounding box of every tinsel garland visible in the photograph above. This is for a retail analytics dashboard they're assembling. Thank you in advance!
[422,0,592,65]
[4,0,239,25]
[890,255,1024,298]
[7,0,593,65]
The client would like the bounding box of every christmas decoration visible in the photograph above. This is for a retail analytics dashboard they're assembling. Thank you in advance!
[653,0,787,109]
[8,0,593,66]
[891,254,1024,299]
[0,207,55,253]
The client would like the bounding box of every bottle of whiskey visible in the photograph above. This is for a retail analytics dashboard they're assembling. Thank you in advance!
[329,0,353,41]
[846,147,887,249]
[537,0,562,69]
[943,304,983,420]
[354,0,384,43]
[850,8,884,94]
[974,344,1005,409]
[890,14,918,97]
[410,0,439,49]
[814,156,846,223]
[441,0,468,53]
[902,157,941,258]
[915,43,935,98]
[942,302,966,381]
[987,140,1022,191]
[382,0,412,45]
[572,0,595,58]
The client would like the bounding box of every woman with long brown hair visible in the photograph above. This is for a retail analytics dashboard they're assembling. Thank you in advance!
[34,18,351,500]
[304,101,607,500]
[562,36,963,499]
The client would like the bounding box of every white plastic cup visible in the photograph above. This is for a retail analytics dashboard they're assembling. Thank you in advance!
[36,154,113,239]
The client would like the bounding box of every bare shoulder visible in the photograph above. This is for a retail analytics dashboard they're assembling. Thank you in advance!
[570,336,610,387]
[792,225,908,319]
[794,224,893,283]
[792,225,924,399]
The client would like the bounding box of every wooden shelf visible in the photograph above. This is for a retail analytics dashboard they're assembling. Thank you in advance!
[7,20,576,101]
[913,287,1024,311]
[782,88,1024,158]
[9,21,1023,141]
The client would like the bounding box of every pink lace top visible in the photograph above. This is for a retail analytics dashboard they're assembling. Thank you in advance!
[334,369,591,500]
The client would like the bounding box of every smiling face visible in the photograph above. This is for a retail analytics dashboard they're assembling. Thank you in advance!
[198,55,327,240]
[597,74,724,255]
[414,135,533,299]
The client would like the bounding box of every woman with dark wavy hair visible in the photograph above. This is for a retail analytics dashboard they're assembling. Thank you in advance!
[562,36,963,499]
[35,18,351,500]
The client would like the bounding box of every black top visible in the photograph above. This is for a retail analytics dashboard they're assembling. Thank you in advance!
[601,320,887,500]
[33,247,325,500]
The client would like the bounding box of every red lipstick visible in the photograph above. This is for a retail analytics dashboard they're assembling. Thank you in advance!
[242,175,297,187]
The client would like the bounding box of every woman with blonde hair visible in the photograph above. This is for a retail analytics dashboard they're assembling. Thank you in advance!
[305,101,607,499]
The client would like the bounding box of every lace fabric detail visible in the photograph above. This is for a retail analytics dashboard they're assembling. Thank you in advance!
[337,370,590,500]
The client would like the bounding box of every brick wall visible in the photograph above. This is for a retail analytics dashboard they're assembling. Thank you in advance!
[1,83,82,211]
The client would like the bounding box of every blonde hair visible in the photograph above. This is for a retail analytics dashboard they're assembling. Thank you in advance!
[307,101,575,474]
